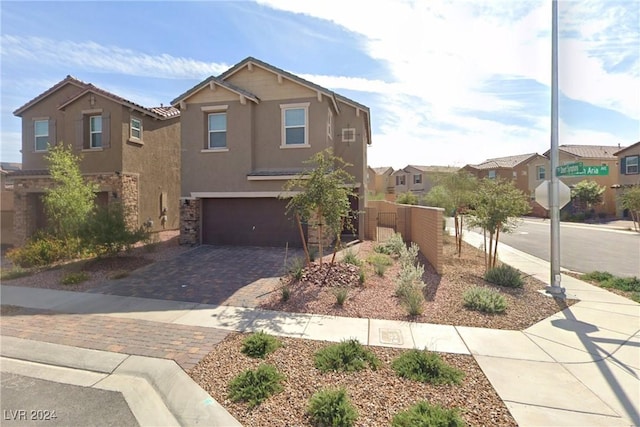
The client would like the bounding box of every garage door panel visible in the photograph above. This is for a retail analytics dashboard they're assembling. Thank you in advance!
[202,198,305,247]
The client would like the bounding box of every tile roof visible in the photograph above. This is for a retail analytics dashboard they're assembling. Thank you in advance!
[543,145,623,159]
[614,141,640,155]
[14,75,178,120]
[407,165,460,173]
[469,153,539,170]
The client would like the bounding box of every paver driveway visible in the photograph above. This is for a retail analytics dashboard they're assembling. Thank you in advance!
[91,245,304,307]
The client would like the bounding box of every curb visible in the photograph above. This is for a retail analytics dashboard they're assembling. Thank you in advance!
[0,336,241,427]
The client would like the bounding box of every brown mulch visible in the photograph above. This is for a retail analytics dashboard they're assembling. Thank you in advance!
[259,236,576,330]
[190,333,517,427]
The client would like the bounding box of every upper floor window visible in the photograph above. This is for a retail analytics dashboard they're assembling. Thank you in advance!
[34,120,49,152]
[413,174,422,184]
[280,103,309,147]
[624,155,639,175]
[208,113,227,149]
[90,116,102,148]
[488,170,496,179]
[396,175,405,186]
[130,117,142,141]
[536,165,546,180]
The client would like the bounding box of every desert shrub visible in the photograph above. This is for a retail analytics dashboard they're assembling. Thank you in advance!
[61,271,90,285]
[358,269,366,285]
[396,191,418,205]
[228,364,284,408]
[385,233,406,256]
[307,387,358,427]
[484,265,523,288]
[374,263,387,277]
[281,285,291,302]
[334,287,349,306]
[0,268,32,280]
[82,203,149,256]
[7,235,80,268]
[241,331,281,359]
[392,349,464,385]
[373,244,392,255]
[399,243,420,269]
[397,263,425,288]
[314,339,380,372]
[582,271,614,283]
[392,401,466,427]
[463,286,507,314]
[288,257,305,281]
[401,286,425,316]
[341,248,361,266]
[367,253,393,267]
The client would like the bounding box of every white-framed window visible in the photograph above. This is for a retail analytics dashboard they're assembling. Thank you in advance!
[488,170,496,179]
[130,117,142,140]
[34,120,49,151]
[342,128,356,143]
[413,174,422,184]
[90,116,102,148]
[626,155,639,174]
[280,103,309,147]
[208,113,227,149]
[396,175,405,186]
[536,165,546,180]
[327,109,333,139]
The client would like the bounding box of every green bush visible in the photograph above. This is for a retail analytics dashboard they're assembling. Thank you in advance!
[582,271,614,282]
[385,233,406,256]
[373,244,392,255]
[601,276,640,293]
[288,257,305,281]
[401,286,425,316]
[241,331,281,359]
[396,191,418,205]
[228,364,284,408]
[367,253,393,267]
[82,203,149,256]
[392,401,466,427]
[281,285,291,302]
[484,265,523,288]
[358,269,366,285]
[307,387,358,427]
[341,248,361,266]
[61,271,90,285]
[463,286,507,314]
[6,235,79,268]
[314,339,380,373]
[334,288,349,306]
[374,263,387,277]
[0,268,33,280]
[392,349,464,385]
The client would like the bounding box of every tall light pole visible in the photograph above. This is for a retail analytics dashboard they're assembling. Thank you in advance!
[547,0,565,298]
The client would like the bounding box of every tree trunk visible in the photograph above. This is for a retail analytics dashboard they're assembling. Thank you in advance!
[483,228,488,271]
[317,209,324,266]
[458,215,464,256]
[295,213,311,266]
[493,226,500,268]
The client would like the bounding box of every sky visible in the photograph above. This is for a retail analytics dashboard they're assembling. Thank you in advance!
[1,0,638,169]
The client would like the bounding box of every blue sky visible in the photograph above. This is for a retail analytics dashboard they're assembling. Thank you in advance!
[1,0,638,168]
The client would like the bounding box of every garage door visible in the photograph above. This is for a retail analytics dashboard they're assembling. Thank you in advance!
[202,198,306,247]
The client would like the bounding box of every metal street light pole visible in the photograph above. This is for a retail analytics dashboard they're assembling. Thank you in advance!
[547,0,565,298]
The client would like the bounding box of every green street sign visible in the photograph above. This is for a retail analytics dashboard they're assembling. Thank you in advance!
[556,163,609,176]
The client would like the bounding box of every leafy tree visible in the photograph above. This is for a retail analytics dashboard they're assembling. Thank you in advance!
[43,143,97,239]
[423,171,477,256]
[468,178,530,271]
[282,148,356,266]
[82,203,149,256]
[571,180,605,214]
[396,191,418,205]
[619,186,640,232]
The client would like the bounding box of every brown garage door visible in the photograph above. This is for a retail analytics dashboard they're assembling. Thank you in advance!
[202,198,306,247]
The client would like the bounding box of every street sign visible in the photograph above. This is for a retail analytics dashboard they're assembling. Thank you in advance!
[535,180,571,210]
[556,163,609,176]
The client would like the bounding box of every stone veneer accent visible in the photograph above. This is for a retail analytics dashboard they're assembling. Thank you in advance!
[179,198,201,245]
[12,173,139,246]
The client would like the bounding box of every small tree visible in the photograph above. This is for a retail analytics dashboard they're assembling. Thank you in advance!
[571,180,605,215]
[43,143,97,239]
[619,186,640,232]
[468,178,530,271]
[423,171,477,256]
[282,149,356,266]
[82,203,150,256]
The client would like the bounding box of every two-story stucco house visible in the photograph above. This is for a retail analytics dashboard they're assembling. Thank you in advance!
[172,57,371,247]
[614,141,640,218]
[12,76,181,245]
[366,166,394,198]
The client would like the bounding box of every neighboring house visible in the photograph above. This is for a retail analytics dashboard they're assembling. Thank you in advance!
[391,168,409,194]
[172,57,371,247]
[541,145,622,216]
[367,166,394,197]
[402,165,459,195]
[1,162,21,247]
[613,141,640,218]
[11,76,181,246]
[462,153,547,216]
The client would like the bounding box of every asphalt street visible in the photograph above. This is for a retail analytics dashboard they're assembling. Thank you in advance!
[0,372,138,427]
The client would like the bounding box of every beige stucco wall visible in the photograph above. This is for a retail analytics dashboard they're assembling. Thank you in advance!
[1,174,15,246]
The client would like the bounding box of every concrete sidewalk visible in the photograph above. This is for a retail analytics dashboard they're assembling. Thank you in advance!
[1,234,639,426]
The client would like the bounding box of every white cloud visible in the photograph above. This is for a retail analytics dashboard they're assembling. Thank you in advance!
[0,35,230,80]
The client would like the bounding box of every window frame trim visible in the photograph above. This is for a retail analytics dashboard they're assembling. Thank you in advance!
[34,118,49,152]
[207,112,228,150]
[280,102,310,148]
[89,115,103,149]
[130,116,143,142]
[626,155,639,175]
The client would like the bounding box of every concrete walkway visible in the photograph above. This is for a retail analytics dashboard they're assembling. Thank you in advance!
[1,233,638,426]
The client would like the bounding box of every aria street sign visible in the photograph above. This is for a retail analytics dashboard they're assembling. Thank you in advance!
[556,163,609,176]
[535,180,571,210]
